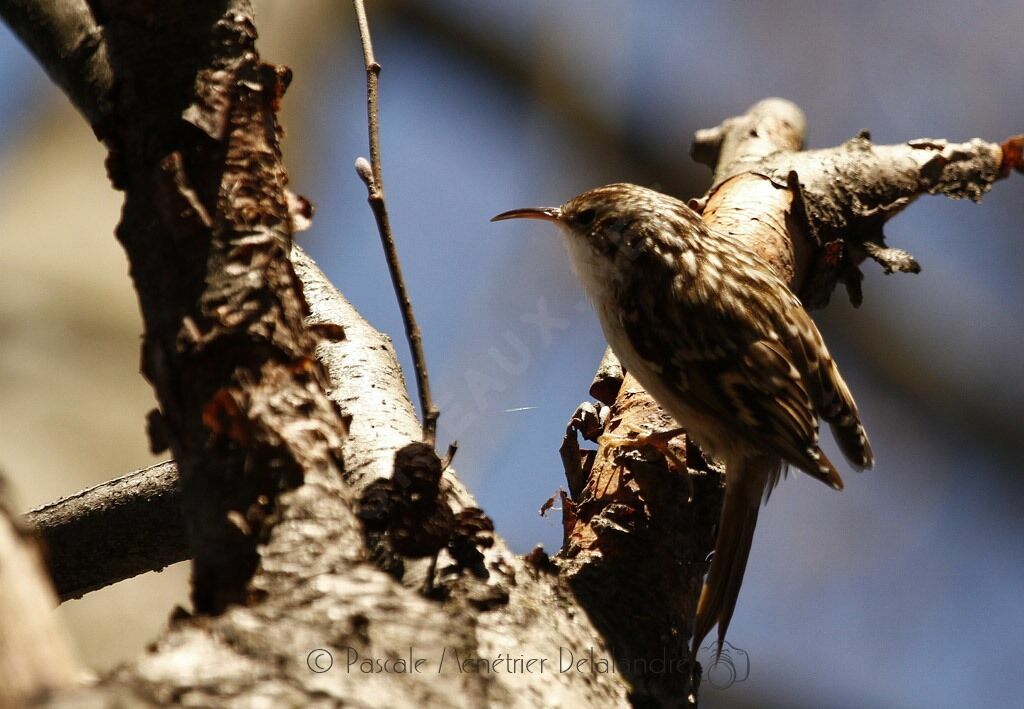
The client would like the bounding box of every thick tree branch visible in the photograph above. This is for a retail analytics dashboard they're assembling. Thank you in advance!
[0,0,113,132]
[7,3,627,703]
[693,98,1014,308]
[25,235,448,602]
[79,0,355,616]
[74,254,626,707]
[24,241,631,705]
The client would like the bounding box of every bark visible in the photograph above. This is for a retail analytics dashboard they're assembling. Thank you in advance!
[3,2,627,706]
[693,99,1009,308]
[27,460,184,602]
[0,0,113,131]
[95,1,354,617]
[27,245,630,706]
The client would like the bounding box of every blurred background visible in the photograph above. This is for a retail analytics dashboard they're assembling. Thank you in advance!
[1,1,1021,707]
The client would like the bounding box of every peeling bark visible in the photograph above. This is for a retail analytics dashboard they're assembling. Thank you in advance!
[3,0,630,701]
[89,1,350,615]
[98,256,627,708]
[693,99,1008,308]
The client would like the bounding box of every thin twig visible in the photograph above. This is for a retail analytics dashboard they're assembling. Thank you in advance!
[352,0,439,445]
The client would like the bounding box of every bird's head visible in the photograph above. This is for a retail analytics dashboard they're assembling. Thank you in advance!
[492,183,700,270]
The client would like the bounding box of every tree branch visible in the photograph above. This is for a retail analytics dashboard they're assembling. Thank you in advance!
[24,245,631,706]
[352,0,439,446]
[692,98,1013,308]
[23,233,442,602]
[0,0,113,132]
[82,0,352,616]
[8,3,623,703]
[26,461,184,602]
[71,255,627,706]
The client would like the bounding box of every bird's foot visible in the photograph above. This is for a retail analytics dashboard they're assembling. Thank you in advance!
[598,424,693,502]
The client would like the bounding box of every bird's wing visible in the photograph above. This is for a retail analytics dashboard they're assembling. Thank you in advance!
[684,338,843,489]
[777,305,874,469]
[617,251,844,487]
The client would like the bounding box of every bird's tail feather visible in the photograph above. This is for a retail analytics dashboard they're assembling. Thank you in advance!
[692,456,777,656]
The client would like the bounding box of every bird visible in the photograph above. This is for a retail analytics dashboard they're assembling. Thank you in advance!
[492,183,873,655]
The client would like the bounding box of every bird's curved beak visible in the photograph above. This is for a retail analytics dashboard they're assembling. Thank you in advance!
[490,207,562,223]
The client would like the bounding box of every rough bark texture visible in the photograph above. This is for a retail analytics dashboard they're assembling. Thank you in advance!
[20,246,627,706]
[99,251,626,708]
[694,99,1007,309]
[91,0,352,615]
[558,381,721,706]
[1,0,633,691]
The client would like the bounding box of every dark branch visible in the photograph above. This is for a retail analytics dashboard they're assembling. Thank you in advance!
[0,0,113,131]
[26,461,185,601]
[352,0,439,446]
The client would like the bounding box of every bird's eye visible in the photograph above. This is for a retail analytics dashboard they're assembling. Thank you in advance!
[574,208,597,227]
